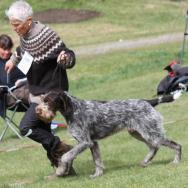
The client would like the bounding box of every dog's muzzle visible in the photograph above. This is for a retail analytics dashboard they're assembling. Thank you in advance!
[35,103,56,123]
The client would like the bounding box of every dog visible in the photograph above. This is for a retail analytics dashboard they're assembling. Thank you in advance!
[35,90,182,178]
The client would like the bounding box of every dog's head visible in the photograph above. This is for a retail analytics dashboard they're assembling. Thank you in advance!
[35,90,69,123]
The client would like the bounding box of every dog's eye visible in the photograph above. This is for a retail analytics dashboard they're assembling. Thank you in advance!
[43,98,49,103]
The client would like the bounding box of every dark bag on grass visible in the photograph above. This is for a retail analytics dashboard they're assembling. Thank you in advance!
[157,60,188,95]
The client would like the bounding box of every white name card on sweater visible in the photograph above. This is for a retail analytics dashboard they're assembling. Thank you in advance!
[17,51,33,75]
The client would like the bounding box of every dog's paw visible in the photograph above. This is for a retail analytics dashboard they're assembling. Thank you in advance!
[89,168,103,178]
[172,159,180,165]
[140,161,150,167]
[172,155,181,164]
[56,159,75,177]
[55,162,67,176]
[55,159,70,175]
[55,153,74,176]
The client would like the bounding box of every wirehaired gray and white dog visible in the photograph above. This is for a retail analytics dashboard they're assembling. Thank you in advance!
[35,90,182,178]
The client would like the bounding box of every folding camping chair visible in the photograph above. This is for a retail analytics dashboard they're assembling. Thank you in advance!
[180,9,188,63]
[0,84,29,142]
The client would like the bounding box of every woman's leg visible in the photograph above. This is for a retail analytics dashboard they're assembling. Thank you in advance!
[19,103,76,175]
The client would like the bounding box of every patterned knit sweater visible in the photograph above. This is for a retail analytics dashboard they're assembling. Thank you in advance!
[11,21,76,95]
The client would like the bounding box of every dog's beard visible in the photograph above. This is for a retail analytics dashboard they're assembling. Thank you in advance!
[35,103,56,123]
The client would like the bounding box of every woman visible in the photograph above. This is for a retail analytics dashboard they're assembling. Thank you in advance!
[0,34,25,88]
[0,34,26,117]
[5,0,76,178]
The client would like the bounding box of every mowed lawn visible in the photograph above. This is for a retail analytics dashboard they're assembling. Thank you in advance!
[0,0,188,47]
[1,42,188,187]
[1,0,188,187]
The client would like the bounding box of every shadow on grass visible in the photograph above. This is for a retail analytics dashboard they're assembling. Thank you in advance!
[101,158,173,174]
[4,134,21,140]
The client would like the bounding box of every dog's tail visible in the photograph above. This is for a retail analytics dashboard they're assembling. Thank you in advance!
[145,90,183,107]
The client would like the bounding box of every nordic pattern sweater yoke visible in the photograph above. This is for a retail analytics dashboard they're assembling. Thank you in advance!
[11,21,75,95]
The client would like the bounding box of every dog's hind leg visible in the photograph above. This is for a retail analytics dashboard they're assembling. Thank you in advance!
[128,129,146,142]
[128,129,158,167]
[140,145,158,167]
[161,138,182,164]
[90,141,105,178]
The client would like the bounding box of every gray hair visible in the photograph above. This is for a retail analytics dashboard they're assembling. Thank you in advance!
[5,0,33,22]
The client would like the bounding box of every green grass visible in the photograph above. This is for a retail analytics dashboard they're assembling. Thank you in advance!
[0,0,188,46]
[1,42,188,187]
[69,42,184,98]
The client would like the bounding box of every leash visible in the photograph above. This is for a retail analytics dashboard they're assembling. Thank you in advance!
[52,65,64,89]
[164,117,188,125]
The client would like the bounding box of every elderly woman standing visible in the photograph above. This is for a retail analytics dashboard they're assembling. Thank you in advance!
[5,0,76,178]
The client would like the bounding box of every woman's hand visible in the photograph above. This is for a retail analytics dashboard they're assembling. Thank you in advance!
[57,50,73,69]
[5,60,15,74]
[57,50,70,63]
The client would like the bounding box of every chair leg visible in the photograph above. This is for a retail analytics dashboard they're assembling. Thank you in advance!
[6,118,22,139]
[6,120,22,139]
[0,118,22,142]
[0,124,9,141]
[0,85,28,142]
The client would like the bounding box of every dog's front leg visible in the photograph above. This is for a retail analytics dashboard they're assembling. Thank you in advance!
[56,141,92,176]
[90,141,105,178]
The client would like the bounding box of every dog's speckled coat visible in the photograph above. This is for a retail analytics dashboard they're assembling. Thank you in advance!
[36,91,181,177]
